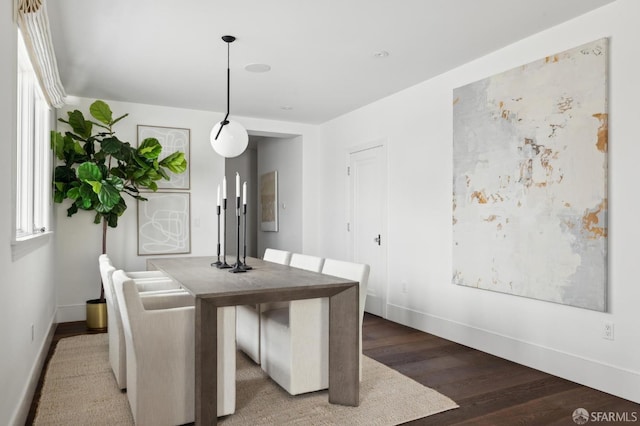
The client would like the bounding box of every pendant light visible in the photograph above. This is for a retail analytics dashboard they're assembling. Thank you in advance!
[210,35,248,158]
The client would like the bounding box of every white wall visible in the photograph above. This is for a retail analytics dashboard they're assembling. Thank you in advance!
[314,0,640,403]
[0,1,58,424]
[257,136,303,256]
[55,98,318,321]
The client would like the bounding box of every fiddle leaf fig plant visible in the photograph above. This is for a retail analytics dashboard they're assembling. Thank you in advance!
[51,100,187,298]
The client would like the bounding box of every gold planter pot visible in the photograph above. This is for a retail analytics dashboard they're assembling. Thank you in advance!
[86,299,107,331]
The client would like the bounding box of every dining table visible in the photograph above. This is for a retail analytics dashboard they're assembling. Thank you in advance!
[146,255,360,425]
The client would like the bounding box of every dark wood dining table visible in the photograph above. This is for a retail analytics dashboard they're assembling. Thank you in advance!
[147,256,360,425]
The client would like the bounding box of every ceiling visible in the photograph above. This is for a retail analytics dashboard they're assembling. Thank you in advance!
[46,0,614,125]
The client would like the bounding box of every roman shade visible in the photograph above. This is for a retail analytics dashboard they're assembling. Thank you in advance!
[16,0,66,107]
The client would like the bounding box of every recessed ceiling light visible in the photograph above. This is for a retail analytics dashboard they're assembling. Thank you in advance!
[280,106,293,110]
[373,50,390,58]
[245,63,271,73]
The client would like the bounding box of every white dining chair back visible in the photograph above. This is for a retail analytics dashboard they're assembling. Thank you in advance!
[263,248,292,265]
[289,253,324,272]
[236,248,292,364]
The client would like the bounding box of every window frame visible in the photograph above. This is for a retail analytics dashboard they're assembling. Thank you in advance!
[12,28,53,258]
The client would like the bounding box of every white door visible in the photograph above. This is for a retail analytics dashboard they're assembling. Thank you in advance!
[348,144,387,317]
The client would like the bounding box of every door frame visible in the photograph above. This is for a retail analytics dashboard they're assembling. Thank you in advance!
[346,138,389,318]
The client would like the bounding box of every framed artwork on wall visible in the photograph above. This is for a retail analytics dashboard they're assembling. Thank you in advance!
[452,38,608,311]
[137,192,191,255]
[137,125,190,190]
[260,170,278,232]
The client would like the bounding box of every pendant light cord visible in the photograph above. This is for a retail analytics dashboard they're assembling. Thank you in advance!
[215,38,232,140]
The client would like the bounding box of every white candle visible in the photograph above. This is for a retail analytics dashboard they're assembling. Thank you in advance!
[235,172,240,198]
[216,184,220,206]
[222,176,227,200]
[242,181,247,205]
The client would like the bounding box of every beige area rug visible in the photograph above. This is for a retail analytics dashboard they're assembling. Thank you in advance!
[35,334,457,425]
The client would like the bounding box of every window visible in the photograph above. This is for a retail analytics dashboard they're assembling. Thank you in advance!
[16,29,52,240]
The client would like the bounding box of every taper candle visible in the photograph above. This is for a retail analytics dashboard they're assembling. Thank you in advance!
[235,172,240,198]
[242,181,247,205]
[217,184,221,206]
[222,176,227,199]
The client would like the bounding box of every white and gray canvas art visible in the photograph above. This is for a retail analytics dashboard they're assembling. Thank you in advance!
[452,38,608,311]
[138,192,190,255]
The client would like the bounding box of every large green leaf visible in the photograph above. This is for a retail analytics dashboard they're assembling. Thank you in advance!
[67,110,92,139]
[98,182,121,209]
[100,137,122,154]
[111,198,127,216]
[77,162,102,182]
[88,180,102,195]
[51,131,65,160]
[89,100,113,125]
[54,190,64,204]
[159,151,187,174]
[66,203,78,217]
[106,176,124,191]
[67,187,80,199]
[54,165,76,183]
[132,153,152,170]
[157,167,169,180]
[110,167,126,179]
[77,195,94,210]
[78,183,94,199]
[107,213,119,228]
[138,138,162,159]
[146,168,162,180]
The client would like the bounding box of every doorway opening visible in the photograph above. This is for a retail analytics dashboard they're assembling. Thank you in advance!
[225,133,302,260]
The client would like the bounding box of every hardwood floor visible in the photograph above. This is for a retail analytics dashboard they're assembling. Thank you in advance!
[362,313,639,425]
[27,315,638,425]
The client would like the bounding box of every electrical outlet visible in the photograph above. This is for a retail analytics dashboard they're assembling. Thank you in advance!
[401,281,408,293]
[603,322,614,340]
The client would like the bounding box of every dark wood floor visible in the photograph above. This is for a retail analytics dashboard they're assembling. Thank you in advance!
[27,314,638,425]
[362,314,639,425]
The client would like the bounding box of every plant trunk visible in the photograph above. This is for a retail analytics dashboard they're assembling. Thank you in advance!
[100,218,107,301]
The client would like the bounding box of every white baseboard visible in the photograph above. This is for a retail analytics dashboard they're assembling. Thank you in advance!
[386,303,640,404]
[56,303,86,323]
[10,314,56,426]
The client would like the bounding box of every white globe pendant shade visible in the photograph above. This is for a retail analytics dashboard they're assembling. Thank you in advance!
[210,120,249,158]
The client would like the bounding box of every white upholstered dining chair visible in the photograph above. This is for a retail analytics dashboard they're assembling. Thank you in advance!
[99,258,185,389]
[113,270,236,425]
[289,252,325,273]
[236,248,292,364]
[260,258,369,395]
[99,254,169,283]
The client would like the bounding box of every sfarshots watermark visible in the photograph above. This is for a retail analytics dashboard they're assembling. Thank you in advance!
[573,408,639,424]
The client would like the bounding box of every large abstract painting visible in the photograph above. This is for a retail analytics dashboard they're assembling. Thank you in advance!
[137,192,191,255]
[452,39,608,311]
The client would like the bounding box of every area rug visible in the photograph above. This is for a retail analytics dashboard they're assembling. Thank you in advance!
[34,334,457,425]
